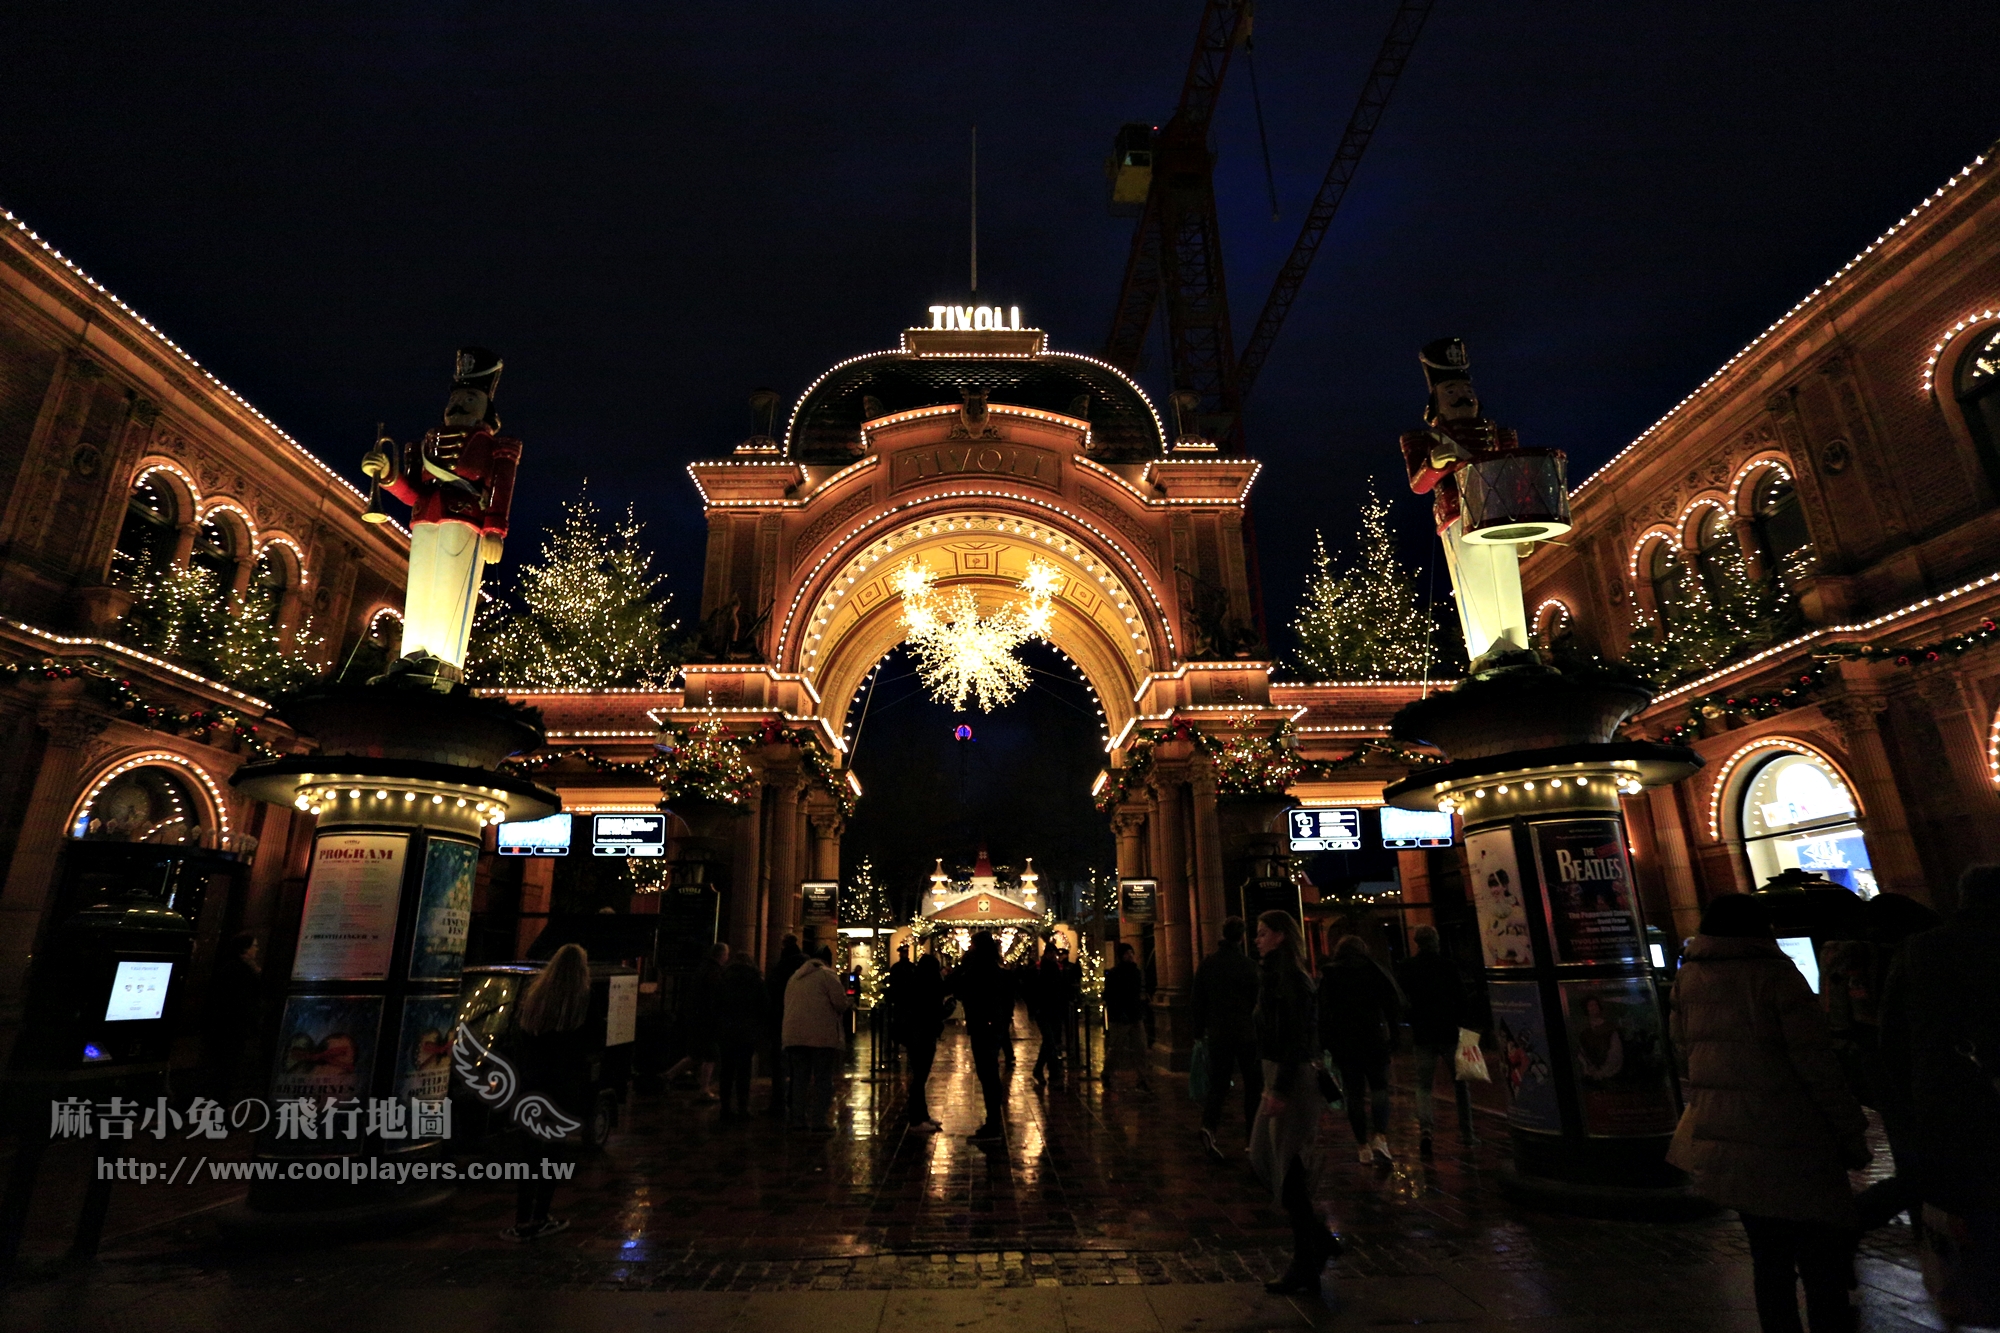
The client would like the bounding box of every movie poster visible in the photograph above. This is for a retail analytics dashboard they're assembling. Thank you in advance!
[1465,828,1534,968]
[270,994,382,1104]
[1559,978,1679,1136]
[392,994,459,1113]
[409,837,479,981]
[294,833,407,981]
[1487,981,1562,1133]
[1532,820,1645,965]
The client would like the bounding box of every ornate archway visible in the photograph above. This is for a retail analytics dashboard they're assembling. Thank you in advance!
[668,319,1294,1046]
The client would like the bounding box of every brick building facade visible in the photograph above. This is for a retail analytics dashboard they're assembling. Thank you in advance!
[0,204,407,1062]
[1519,142,2000,937]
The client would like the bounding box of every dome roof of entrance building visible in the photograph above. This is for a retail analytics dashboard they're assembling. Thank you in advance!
[784,343,1166,465]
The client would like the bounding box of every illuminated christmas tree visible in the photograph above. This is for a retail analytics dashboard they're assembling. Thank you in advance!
[470,488,681,689]
[1621,535,1792,687]
[118,565,322,693]
[844,857,897,928]
[1292,478,1453,680]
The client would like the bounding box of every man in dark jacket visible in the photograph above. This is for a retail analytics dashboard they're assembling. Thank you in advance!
[1397,925,1475,1157]
[1190,917,1261,1157]
[765,935,806,1117]
[886,944,916,1061]
[1881,866,2000,1319]
[1104,942,1151,1092]
[950,932,1015,1140]
[1031,941,1074,1087]
[1320,935,1402,1165]
[716,949,767,1120]
[897,952,948,1128]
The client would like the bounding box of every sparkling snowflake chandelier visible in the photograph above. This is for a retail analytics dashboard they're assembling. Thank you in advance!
[893,557,1062,712]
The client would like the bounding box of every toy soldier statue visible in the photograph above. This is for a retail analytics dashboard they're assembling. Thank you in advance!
[1401,338,1568,674]
[362,347,521,682]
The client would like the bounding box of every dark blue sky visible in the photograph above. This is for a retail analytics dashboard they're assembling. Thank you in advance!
[5,1,1997,660]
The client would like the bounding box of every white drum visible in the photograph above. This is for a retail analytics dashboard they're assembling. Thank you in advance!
[1458,449,1572,545]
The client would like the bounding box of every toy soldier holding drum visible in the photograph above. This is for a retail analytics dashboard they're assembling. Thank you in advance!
[1400,338,1570,674]
[362,347,522,684]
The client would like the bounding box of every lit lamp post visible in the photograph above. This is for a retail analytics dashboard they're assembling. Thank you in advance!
[1386,338,1704,1218]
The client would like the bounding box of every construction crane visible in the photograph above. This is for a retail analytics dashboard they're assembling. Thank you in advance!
[1103,0,1438,446]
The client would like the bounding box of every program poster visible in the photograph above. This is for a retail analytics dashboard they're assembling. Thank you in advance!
[294,833,407,981]
[409,837,478,981]
[393,994,459,1111]
[271,994,382,1104]
[1465,828,1534,968]
[1488,981,1562,1132]
[1532,820,1645,965]
[1559,978,1679,1136]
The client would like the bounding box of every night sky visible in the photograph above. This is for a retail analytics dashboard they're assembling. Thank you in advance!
[5,4,1997,893]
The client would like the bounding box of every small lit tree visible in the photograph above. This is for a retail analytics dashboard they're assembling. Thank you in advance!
[119,565,322,693]
[470,487,680,689]
[1622,538,1792,687]
[845,857,897,928]
[1293,479,1454,679]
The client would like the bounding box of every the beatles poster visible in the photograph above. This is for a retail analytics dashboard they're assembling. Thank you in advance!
[409,837,478,981]
[1487,981,1561,1132]
[1464,828,1534,968]
[1531,819,1645,965]
[1558,977,1679,1136]
[294,833,407,981]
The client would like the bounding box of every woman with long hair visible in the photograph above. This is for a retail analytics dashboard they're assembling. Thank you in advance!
[504,943,593,1241]
[1250,910,1341,1296]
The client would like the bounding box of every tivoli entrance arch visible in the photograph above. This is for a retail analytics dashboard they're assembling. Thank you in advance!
[507,319,1430,1054]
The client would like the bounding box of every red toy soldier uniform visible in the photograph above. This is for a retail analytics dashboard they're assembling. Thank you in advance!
[362,347,521,679]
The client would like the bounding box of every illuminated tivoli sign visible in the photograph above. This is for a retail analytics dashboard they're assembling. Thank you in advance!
[927,305,1024,331]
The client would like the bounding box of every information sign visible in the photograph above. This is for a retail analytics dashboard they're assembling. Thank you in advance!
[1288,807,1361,851]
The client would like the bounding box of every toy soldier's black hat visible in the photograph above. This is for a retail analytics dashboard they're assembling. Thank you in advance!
[452,346,504,398]
[1418,337,1471,388]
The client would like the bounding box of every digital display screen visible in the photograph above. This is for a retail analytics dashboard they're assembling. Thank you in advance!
[104,960,173,1022]
[1649,943,1667,970]
[1288,808,1361,852]
[592,813,666,857]
[1776,936,1821,994]
[497,813,572,857]
[1379,807,1454,849]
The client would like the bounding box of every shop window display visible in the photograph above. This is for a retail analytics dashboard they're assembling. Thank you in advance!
[1740,751,1875,897]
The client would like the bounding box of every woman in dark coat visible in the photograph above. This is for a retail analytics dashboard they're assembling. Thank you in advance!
[1669,894,1867,1333]
[1251,910,1339,1296]
[1318,934,1402,1165]
[505,943,594,1241]
[897,952,947,1129]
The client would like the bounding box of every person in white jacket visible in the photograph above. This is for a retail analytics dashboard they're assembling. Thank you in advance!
[782,948,854,1131]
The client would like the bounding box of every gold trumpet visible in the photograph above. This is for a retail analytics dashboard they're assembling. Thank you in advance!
[363,421,391,525]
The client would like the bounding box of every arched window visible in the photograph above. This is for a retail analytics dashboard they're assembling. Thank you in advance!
[1740,752,1875,897]
[1752,472,1813,587]
[71,766,203,845]
[190,516,236,590]
[251,548,288,624]
[1957,326,2000,490]
[1693,508,1740,598]
[1646,540,1687,624]
[111,476,179,587]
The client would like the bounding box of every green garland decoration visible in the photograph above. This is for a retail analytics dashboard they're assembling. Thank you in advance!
[1655,616,1998,746]
[1,656,278,759]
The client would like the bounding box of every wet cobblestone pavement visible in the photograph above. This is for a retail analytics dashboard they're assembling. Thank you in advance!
[2,1015,1942,1331]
